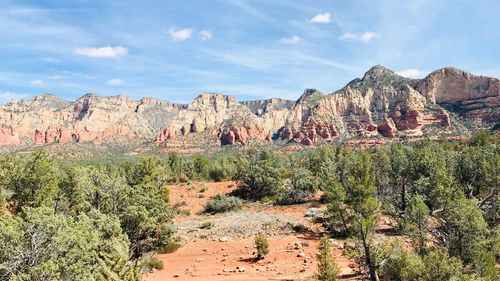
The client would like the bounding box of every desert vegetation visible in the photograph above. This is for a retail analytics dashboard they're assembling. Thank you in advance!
[0,132,498,280]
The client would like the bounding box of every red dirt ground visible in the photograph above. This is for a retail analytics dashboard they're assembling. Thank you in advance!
[143,181,356,281]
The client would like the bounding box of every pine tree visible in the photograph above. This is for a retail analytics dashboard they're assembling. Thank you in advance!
[316,235,340,281]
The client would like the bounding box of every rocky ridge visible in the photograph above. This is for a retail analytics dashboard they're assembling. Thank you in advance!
[0,66,497,149]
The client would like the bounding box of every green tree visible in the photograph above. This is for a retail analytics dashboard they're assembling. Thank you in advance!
[441,197,488,263]
[235,150,283,200]
[316,235,340,281]
[280,165,318,204]
[7,150,60,209]
[326,150,380,281]
[404,195,430,256]
[0,207,136,281]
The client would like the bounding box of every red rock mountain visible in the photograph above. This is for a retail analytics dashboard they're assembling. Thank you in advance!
[0,66,498,149]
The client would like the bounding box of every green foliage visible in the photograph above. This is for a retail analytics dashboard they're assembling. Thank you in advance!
[199,220,214,229]
[472,250,498,279]
[404,195,430,255]
[4,150,60,209]
[381,246,464,281]
[158,241,181,254]
[279,165,318,205]
[0,136,498,280]
[325,150,380,281]
[255,234,269,260]
[145,257,164,271]
[235,149,283,200]
[0,207,137,281]
[205,193,242,213]
[441,197,488,263]
[316,235,340,281]
[0,151,177,281]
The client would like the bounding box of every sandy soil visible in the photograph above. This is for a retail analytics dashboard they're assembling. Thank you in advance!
[143,181,356,281]
[143,235,354,281]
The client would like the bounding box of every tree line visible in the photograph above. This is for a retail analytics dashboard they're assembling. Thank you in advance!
[0,131,498,280]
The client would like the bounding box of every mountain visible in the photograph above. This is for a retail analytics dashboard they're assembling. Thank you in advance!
[0,66,498,150]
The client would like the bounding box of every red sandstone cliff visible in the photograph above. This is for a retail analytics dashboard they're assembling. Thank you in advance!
[0,66,497,149]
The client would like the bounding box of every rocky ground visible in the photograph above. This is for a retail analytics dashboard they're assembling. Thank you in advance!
[142,182,357,281]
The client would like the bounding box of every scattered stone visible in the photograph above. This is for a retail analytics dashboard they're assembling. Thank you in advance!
[304,208,325,218]
[297,252,306,258]
[219,236,229,242]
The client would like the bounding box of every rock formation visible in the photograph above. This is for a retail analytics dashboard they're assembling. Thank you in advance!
[0,66,497,149]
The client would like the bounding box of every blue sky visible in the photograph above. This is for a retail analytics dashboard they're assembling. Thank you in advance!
[0,0,499,103]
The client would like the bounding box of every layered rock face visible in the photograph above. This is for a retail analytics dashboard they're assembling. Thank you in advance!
[0,66,497,149]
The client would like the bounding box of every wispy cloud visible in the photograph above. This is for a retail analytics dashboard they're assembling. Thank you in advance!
[227,0,270,21]
[30,79,45,86]
[397,68,426,78]
[75,46,128,58]
[107,78,124,86]
[168,28,193,41]
[41,57,59,63]
[204,47,353,72]
[281,35,300,44]
[310,13,331,23]
[199,30,213,41]
[291,52,352,71]
[339,31,380,43]
[0,92,30,103]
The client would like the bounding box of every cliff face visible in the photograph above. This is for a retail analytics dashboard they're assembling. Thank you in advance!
[0,66,497,149]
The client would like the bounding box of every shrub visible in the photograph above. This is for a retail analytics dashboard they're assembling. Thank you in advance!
[177,209,191,216]
[255,234,269,260]
[234,151,283,200]
[278,167,318,205]
[205,194,242,214]
[158,241,181,254]
[199,185,208,193]
[316,235,340,281]
[145,257,164,271]
[199,221,214,229]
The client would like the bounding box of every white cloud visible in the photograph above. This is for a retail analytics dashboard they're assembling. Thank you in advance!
[107,78,124,86]
[397,69,426,79]
[168,28,193,41]
[281,35,300,44]
[359,32,380,43]
[30,79,44,86]
[310,13,331,23]
[199,30,213,41]
[338,33,357,41]
[74,46,128,58]
[50,75,63,80]
[339,31,380,43]
[0,92,30,103]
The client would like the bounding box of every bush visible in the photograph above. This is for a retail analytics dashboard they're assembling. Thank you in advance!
[146,257,164,271]
[205,194,242,214]
[234,151,283,200]
[158,241,181,254]
[380,247,464,281]
[316,235,340,281]
[255,234,269,260]
[199,221,214,229]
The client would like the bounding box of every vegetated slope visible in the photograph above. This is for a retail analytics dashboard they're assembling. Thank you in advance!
[0,66,497,150]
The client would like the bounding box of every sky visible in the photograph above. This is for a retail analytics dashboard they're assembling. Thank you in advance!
[0,0,499,104]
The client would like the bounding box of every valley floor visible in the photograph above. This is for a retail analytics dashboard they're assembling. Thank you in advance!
[143,182,356,281]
